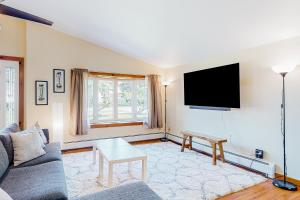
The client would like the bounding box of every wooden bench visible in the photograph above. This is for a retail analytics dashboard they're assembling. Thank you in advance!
[181,131,227,165]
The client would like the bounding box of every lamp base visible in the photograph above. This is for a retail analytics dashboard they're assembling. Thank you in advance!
[273,179,298,191]
[160,137,169,142]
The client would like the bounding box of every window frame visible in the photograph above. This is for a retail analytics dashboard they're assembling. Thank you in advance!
[88,71,147,128]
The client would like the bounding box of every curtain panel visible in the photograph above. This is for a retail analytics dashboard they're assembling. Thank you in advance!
[145,74,163,129]
[70,68,89,135]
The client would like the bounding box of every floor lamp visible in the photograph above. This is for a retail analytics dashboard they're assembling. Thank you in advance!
[161,81,169,142]
[272,65,297,191]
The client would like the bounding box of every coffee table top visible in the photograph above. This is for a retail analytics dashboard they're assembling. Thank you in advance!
[95,138,147,163]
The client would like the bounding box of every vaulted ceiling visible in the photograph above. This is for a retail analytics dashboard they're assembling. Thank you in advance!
[3,0,300,68]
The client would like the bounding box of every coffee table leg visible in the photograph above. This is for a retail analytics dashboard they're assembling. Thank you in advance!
[142,158,147,181]
[108,162,113,188]
[98,152,104,185]
[93,145,96,164]
[128,161,132,175]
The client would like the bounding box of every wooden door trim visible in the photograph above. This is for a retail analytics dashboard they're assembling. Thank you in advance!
[0,55,25,129]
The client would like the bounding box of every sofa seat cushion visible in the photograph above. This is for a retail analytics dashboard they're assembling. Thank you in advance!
[0,161,68,200]
[14,143,62,168]
[76,182,162,200]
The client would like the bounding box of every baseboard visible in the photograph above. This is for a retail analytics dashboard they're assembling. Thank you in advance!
[275,173,300,187]
[62,132,163,150]
[167,133,275,178]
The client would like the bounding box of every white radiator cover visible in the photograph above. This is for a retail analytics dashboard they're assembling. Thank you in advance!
[167,134,275,178]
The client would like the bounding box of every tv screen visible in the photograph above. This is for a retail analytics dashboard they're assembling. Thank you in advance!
[184,63,240,108]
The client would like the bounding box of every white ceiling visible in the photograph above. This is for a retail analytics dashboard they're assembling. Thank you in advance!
[3,0,300,68]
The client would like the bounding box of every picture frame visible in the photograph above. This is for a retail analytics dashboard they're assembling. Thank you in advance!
[35,81,48,105]
[53,69,65,93]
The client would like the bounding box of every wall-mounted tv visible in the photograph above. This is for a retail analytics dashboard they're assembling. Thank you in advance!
[184,63,240,109]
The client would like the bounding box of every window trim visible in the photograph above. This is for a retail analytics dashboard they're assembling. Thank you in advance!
[0,55,24,130]
[90,121,143,128]
[89,71,145,79]
[88,71,147,128]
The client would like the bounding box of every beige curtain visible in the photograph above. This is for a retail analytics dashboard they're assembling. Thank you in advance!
[70,68,89,135]
[146,74,163,129]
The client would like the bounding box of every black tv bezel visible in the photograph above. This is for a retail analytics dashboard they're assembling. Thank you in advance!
[183,63,240,109]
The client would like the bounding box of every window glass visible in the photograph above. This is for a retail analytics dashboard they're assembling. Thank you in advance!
[88,77,147,124]
[97,79,114,121]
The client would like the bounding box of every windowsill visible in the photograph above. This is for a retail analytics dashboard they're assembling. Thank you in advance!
[90,121,144,128]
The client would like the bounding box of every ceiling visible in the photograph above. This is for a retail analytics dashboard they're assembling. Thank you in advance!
[3,0,300,68]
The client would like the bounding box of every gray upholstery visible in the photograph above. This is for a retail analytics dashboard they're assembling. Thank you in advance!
[1,161,68,200]
[0,141,9,179]
[76,182,162,200]
[15,143,62,168]
[0,123,19,164]
[0,125,161,200]
[42,129,50,143]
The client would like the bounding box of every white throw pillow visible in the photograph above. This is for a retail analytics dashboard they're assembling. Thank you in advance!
[34,122,48,144]
[26,126,45,148]
[10,131,46,166]
[0,188,13,200]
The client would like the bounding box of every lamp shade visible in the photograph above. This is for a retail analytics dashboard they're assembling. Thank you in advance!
[272,65,295,74]
[161,81,170,86]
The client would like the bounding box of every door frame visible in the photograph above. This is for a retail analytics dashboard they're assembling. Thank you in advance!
[0,55,24,129]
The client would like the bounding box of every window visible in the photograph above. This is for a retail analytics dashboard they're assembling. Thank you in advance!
[88,73,147,126]
[0,60,19,127]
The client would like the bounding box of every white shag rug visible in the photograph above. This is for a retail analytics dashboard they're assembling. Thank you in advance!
[63,142,266,200]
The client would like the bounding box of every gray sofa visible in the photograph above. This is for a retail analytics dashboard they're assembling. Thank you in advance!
[0,123,68,200]
[0,124,161,200]
[76,181,162,200]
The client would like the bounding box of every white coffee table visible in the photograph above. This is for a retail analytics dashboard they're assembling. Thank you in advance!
[93,138,147,187]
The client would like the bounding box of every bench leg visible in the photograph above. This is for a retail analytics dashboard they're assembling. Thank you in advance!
[212,143,217,165]
[189,136,193,150]
[181,135,188,152]
[218,142,225,163]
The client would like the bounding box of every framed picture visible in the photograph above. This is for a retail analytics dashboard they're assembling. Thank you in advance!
[53,69,65,93]
[35,81,48,105]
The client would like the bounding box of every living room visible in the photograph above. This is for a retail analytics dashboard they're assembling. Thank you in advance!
[1,1,300,200]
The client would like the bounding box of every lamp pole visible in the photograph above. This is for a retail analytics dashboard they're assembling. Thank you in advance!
[161,84,168,142]
[272,72,297,191]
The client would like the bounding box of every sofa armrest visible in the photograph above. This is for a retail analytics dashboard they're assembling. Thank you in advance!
[42,129,50,143]
[75,182,162,200]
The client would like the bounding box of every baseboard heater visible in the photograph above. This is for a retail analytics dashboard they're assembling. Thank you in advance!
[62,132,164,150]
[167,133,275,178]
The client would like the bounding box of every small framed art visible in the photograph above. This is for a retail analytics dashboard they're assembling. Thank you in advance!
[35,81,48,105]
[53,69,65,93]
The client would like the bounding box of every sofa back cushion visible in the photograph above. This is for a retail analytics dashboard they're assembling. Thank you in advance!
[0,141,9,179]
[0,123,19,164]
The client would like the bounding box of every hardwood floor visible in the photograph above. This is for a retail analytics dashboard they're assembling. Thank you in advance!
[218,180,300,200]
[62,139,300,199]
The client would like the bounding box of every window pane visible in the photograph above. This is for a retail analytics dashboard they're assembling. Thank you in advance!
[5,67,17,126]
[118,80,133,119]
[136,80,147,119]
[97,79,114,121]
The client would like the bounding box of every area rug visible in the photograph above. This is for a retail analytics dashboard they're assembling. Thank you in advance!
[63,142,266,200]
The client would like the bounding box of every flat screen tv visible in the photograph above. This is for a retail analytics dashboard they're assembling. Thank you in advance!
[184,63,240,108]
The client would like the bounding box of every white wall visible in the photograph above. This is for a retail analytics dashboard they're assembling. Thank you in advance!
[0,15,163,144]
[24,22,163,143]
[165,36,300,180]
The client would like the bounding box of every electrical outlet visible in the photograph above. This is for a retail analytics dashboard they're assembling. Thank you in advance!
[255,149,264,159]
